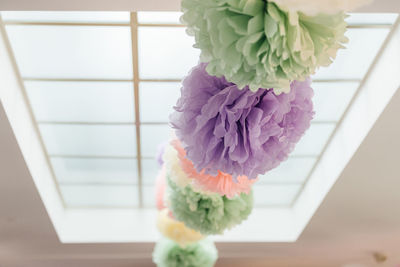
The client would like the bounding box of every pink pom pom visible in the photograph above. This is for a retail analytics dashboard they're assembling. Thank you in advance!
[155,165,167,210]
[171,140,256,199]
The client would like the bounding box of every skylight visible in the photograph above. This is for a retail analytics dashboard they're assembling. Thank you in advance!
[0,11,398,209]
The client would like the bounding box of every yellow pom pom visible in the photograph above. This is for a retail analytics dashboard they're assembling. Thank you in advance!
[157,209,204,247]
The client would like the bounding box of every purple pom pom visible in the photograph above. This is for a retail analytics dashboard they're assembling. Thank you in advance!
[170,63,314,179]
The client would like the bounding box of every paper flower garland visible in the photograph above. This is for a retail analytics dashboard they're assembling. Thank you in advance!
[171,139,256,198]
[170,63,314,179]
[155,166,167,211]
[167,177,253,235]
[157,209,204,247]
[270,0,372,15]
[153,238,218,267]
[181,0,348,93]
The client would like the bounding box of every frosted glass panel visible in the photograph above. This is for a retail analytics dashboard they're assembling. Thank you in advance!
[312,82,358,122]
[142,158,161,185]
[61,185,138,207]
[313,28,390,79]
[1,11,130,23]
[138,27,199,79]
[141,125,172,157]
[253,185,300,206]
[26,81,134,122]
[6,25,132,79]
[40,124,136,156]
[140,82,181,122]
[259,157,316,184]
[347,13,398,25]
[52,158,137,184]
[137,12,182,24]
[143,185,156,208]
[292,123,335,156]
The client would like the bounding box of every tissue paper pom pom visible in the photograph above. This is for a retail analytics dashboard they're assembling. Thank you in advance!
[167,177,253,235]
[181,0,347,93]
[270,0,372,15]
[164,141,192,189]
[153,238,218,267]
[156,142,168,167]
[171,139,256,199]
[170,63,314,179]
[157,209,204,247]
[155,166,167,211]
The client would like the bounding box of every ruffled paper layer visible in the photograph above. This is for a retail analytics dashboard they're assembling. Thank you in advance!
[270,0,372,15]
[157,208,204,247]
[153,238,218,267]
[167,176,253,235]
[155,166,167,211]
[170,63,314,179]
[171,139,256,199]
[181,0,347,93]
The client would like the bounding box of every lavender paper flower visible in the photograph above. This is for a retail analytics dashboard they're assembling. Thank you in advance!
[170,63,314,179]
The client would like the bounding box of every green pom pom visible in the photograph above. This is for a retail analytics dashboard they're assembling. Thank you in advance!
[181,0,348,93]
[153,238,218,267]
[167,177,253,235]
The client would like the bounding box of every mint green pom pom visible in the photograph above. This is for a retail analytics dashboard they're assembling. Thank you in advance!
[181,0,348,94]
[167,177,253,235]
[153,238,218,267]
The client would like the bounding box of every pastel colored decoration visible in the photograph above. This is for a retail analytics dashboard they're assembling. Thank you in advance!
[171,139,256,199]
[153,238,218,267]
[155,166,167,211]
[181,0,347,93]
[157,208,204,247]
[170,63,314,179]
[167,177,253,235]
[270,0,373,15]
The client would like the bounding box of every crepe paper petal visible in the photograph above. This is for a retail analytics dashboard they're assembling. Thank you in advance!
[157,209,204,247]
[181,0,347,93]
[270,0,373,15]
[167,177,253,235]
[171,139,256,199]
[155,165,167,211]
[153,238,218,267]
[170,63,314,179]
[156,141,168,167]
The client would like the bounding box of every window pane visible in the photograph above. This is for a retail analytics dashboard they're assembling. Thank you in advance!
[292,123,336,156]
[1,11,130,23]
[52,158,137,184]
[312,82,358,122]
[142,158,160,186]
[5,25,133,79]
[137,12,182,24]
[40,124,136,156]
[26,81,134,122]
[313,28,390,79]
[253,185,301,206]
[140,82,181,123]
[141,125,172,157]
[259,157,316,184]
[61,185,138,207]
[138,27,199,79]
[143,185,156,208]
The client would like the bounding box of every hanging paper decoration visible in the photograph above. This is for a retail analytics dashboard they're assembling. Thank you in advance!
[170,63,314,180]
[153,238,218,267]
[157,208,204,247]
[167,176,253,235]
[171,139,256,198]
[181,0,347,93]
[155,166,167,211]
[269,0,373,15]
